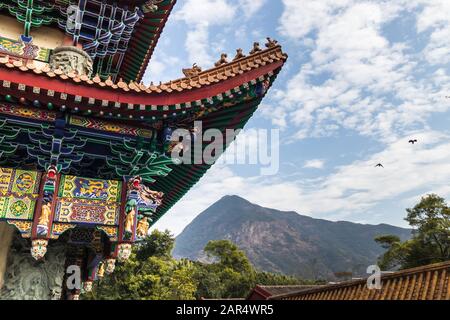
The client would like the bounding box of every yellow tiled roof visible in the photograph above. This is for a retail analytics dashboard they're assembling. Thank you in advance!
[270,261,450,300]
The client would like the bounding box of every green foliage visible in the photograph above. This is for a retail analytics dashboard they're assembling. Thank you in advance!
[193,240,307,299]
[86,232,310,300]
[374,235,401,249]
[85,230,197,300]
[204,240,253,274]
[135,229,175,260]
[254,271,311,286]
[376,194,450,270]
[405,194,450,259]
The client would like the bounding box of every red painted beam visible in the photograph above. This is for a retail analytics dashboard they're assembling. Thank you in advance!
[0,61,283,110]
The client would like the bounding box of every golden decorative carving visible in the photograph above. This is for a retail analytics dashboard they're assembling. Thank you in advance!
[136,217,150,239]
[182,63,202,78]
[140,186,164,207]
[233,48,246,60]
[38,203,51,227]
[214,53,228,67]
[97,262,105,278]
[124,207,136,234]
[250,42,262,54]
[265,37,278,48]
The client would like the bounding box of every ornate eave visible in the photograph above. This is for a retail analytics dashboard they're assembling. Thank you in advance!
[120,0,177,82]
[0,43,287,229]
[0,45,286,121]
[0,0,287,298]
[0,0,176,82]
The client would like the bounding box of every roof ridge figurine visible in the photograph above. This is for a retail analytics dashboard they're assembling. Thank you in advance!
[0,0,287,300]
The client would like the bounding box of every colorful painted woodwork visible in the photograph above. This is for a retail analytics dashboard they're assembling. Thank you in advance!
[0,0,287,299]
[0,36,51,61]
[0,167,164,261]
[0,168,41,228]
[0,0,176,81]
[69,116,154,138]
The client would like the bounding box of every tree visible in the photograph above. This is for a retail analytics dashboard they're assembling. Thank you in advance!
[375,194,450,270]
[86,234,313,300]
[375,235,401,250]
[204,240,253,274]
[191,262,225,299]
[195,240,307,299]
[135,229,174,260]
[405,194,450,260]
[84,230,197,300]
[196,240,255,298]
[375,235,408,270]
[254,271,317,286]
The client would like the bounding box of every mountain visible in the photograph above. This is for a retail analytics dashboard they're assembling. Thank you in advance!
[173,195,411,280]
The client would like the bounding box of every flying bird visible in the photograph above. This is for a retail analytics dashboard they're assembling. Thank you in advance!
[375,163,384,168]
[409,139,418,144]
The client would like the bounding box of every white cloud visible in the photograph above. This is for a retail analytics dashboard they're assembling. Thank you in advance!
[148,0,450,236]
[173,0,268,67]
[303,159,325,169]
[173,0,236,24]
[238,0,267,18]
[268,0,450,141]
[304,131,450,215]
[416,1,450,65]
[278,0,354,40]
[416,0,450,32]
[173,0,237,65]
[142,55,181,83]
[184,22,213,66]
[155,131,450,235]
[259,103,287,129]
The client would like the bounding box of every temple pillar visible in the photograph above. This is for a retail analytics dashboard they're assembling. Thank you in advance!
[0,222,14,289]
[0,233,67,300]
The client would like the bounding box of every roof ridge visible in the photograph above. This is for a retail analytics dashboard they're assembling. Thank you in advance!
[0,44,287,95]
[268,260,450,300]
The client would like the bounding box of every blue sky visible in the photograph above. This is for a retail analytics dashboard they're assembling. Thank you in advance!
[146,0,450,235]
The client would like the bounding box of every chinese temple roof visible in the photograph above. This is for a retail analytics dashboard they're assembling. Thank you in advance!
[0,44,286,120]
[0,0,288,298]
[117,0,176,82]
[120,0,177,82]
[0,0,176,82]
[0,41,287,224]
[269,261,450,300]
[247,285,324,300]
[1,42,284,93]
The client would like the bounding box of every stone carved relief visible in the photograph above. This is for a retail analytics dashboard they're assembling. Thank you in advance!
[49,46,93,77]
[142,0,164,13]
[0,222,14,289]
[0,233,66,300]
